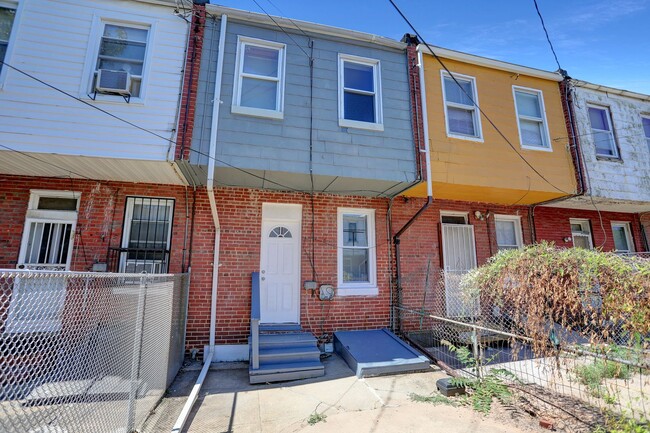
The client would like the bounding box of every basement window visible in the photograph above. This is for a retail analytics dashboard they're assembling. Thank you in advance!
[588,105,619,158]
[337,208,377,296]
[232,36,286,120]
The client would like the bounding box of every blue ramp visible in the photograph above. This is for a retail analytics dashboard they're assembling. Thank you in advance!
[334,329,430,378]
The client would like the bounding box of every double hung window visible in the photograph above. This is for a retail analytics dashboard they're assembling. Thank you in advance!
[588,106,618,158]
[441,72,481,140]
[494,215,523,251]
[513,87,550,150]
[338,54,383,130]
[0,4,16,73]
[570,219,593,249]
[337,209,377,295]
[611,222,634,253]
[232,36,286,119]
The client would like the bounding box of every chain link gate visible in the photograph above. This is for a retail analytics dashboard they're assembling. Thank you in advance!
[0,270,189,433]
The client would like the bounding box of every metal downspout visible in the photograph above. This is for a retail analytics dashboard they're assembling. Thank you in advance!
[172,13,227,433]
[392,48,433,333]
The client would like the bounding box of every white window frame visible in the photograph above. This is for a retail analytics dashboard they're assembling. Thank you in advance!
[587,104,619,158]
[0,0,23,89]
[494,215,524,250]
[440,210,469,225]
[338,53,383,131]
[611,222,634,253]
[642,115,650,155]
[231,36,286,120]
[570,218,593,249]
[20,190,81,269]
[440,70,483,142]
[337,208,377,296]
[512,86,552,151]
[80,13,156,104]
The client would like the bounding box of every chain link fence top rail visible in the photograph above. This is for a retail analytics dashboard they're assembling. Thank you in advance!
[398,269,649,432]
[0,270,189,433]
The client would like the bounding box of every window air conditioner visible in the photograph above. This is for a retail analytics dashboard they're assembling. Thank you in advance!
[95,69,131,95]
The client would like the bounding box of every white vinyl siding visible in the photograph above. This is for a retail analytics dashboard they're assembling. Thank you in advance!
[570,219,593,249]
[611,222,634,253]
[588,105,619,158]
[441,71,482,141]
[494,215,523,251]
[338,53,383,131]
[513,87,551,150]
[0,0,187,161]
[337,208,377,296]
[232,36,286,119]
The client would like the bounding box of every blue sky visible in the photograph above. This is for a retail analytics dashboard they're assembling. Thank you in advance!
[212,0,650,94]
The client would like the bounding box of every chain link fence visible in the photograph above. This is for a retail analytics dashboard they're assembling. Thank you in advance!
[398,267,649,432]
[0,270,189,433]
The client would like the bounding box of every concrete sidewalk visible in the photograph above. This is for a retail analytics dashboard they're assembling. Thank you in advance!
[142,354,543,433]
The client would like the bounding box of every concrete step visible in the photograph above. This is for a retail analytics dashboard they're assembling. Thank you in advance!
[249,360,324,384]
[255,332,316,348]
[259,345,321,364]
[259,324,302,332]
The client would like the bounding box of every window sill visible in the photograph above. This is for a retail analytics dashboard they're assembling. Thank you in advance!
[336,286,378,297]
[447,133,483,143]
[521,144,553,152]
[231,105,284,120]
[339,119,384,132]
[596,155,623,163]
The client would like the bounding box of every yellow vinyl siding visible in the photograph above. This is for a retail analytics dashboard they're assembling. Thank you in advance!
[408,55,577,204]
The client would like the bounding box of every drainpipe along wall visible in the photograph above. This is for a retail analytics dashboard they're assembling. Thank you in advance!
[392,46,433,333]
[172,13,227,433]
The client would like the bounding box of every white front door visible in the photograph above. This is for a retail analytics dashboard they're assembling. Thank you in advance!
[259,204,301,324]
[441,220,478,317]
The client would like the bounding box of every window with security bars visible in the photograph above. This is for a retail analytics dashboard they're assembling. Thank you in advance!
[514,87,550,149]
[0,5,16,74]
[588,106,618,158]
[119,197,174,273]
[442,72,481,140]
[570,219,593,249]
[94,23,149,97]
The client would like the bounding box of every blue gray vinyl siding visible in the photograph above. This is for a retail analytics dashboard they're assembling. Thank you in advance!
[190,18,417,191]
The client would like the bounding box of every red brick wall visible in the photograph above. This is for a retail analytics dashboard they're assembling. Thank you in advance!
[175,3,206,161]
[0,175,194,273]
[534,206,645,252]
[406,41,426,182]
[185,187,393,350]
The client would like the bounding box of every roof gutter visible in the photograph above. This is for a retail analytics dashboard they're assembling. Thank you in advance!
[172,13,228,433]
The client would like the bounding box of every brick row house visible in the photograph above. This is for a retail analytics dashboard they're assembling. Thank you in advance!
[0,0,648,383]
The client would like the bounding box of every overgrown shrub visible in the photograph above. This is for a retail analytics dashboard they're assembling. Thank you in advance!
[460,242,650,355]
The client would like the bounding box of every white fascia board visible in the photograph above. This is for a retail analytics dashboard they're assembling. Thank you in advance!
[132,0,177,6]
[418,45,563,82]
[571,80,650,102]
[206,5,406,50]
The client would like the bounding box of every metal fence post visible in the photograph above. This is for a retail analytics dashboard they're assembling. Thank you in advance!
[127,274,149,432]
[471,325,481,379]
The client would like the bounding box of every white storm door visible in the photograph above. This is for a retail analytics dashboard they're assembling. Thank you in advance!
[441,223,478,317]
[6,218,76,333]
[260,217,301,324]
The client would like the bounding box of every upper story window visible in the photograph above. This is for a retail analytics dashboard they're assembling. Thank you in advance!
[570,219,593,249]
[338,54,383,131]
[513,87,551,150]
[494,215,523,251]
[337,208,377,296]
[642,117,650,154]
[0,4,16,74]
[232,36,286,120]
[441,71,482,141]
[588,105,619,158]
